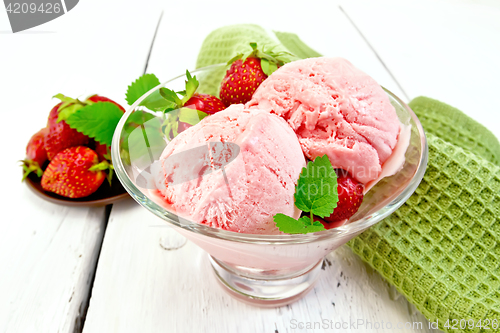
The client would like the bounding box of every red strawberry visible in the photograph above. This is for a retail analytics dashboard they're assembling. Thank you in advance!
[87,95,126,112]
[44,99,89,160]
[220,57,267,106]
[220,42,294,106]
[45,94,125,162]
[160,70,226,139]
[21,127,49,180]
[323,170,364,224]
[94,141,111,162]
[184,93,226,115]
[41,146,110,198]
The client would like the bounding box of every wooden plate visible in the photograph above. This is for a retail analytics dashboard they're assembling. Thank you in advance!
[25,172,129,207]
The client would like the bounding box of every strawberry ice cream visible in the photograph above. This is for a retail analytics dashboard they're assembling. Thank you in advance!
[152,104,306,235]
[247,57,401,184]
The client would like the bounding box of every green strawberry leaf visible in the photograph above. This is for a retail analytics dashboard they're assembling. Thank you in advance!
[53,94,94,123]
[57,103,85,123]
[53,93,77,104]
[274,214,326,234]
[159,88,183,106]
[126,73,161,106]
[227,53,244,65]
[260,58,270,76]
[181,70,199,104]
[66,102,124,147]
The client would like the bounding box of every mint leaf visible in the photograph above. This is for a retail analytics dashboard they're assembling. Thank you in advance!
[274,214,326,234]
[66,102,124,147]
[126,74,161,106]
[294,155,338,218]
[273,155,338,235]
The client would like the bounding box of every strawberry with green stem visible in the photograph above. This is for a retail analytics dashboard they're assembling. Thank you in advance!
[44,94,126,161]
[44,95,90,161]
[159,70,225,138]
[220,42,295,106]
[21,127,49,180]
[41,146,112,198]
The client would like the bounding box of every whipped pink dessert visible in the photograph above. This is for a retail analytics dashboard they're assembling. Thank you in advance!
[153,104,305,235]
[247,57,401,184]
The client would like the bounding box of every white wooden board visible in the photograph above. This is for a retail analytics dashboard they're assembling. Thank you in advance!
[0,1,161,331]
[83,201,438,333]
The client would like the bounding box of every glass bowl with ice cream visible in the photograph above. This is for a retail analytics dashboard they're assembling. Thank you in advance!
[111,58,428,307]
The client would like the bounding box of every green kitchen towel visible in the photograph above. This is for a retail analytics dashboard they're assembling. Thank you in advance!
[196,25,500,332]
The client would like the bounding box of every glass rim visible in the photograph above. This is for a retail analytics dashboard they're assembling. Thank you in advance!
[111,63,428,245]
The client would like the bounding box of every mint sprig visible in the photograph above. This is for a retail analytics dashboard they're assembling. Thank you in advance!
[274,155,338,234]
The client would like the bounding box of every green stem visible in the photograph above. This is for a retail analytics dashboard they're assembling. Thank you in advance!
[310,211,314,226]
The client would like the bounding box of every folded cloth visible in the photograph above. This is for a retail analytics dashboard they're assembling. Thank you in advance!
[196,24,500,331]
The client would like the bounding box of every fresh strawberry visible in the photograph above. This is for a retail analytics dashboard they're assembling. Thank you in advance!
[94,141,111,162]
[44,96,90,160]
[87,95,126,112]
[323,170,364,223]
[220,42,294,106]
[41,146,111,198]
[21,127,49,180]
[45,94,125,161]
[184,93,226,115]
[160,70,225,139]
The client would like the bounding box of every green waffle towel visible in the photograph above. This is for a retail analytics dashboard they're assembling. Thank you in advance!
[196,25,500,332]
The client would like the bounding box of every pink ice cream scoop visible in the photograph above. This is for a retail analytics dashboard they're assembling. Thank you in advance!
[153,104,306,235]
[247,57,401,184]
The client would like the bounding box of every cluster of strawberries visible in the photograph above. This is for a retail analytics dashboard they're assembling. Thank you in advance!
[22,95,125,199]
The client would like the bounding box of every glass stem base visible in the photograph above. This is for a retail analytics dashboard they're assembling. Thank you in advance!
[209,255,323,307]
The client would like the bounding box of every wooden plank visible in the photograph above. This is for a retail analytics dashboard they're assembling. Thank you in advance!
[83,202,438,333]
[340,0,500,139]
[83,2,438,332]
[0,1,161,332]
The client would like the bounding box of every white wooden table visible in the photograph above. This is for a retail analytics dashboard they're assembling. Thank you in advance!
[1,0,499,332]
